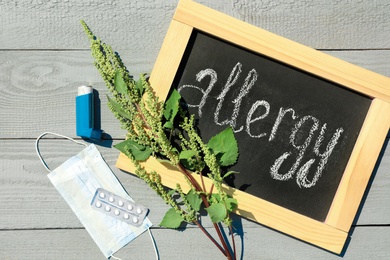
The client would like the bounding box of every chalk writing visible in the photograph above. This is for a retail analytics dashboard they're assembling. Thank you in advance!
[269,108,297,141]
[178,62,345,188]
[178,68,217,117]
[246,100,270,138]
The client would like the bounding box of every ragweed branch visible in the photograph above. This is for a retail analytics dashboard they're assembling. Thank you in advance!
[81,20,239,260]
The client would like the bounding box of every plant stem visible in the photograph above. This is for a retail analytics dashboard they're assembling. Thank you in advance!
[194,220,226,256]
[200,172,207,194]
[213,223,233,260]
[177,163,235,260]
[177,163,204,192]
[209,183,214,195]
[135,103,152,130]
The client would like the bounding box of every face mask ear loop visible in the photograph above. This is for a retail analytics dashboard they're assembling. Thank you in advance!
[110,254,123,260]
[148,227,160,260]
[35,132,88,172]
[109,228,159,260]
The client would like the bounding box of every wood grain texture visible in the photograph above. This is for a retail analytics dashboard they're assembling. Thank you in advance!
[1,227,390,260]
[149,19,193,101]
[1,50,390,139]
[1,0,390,259]
[1,0,390,49]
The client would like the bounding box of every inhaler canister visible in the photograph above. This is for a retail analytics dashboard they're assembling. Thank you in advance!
[76,86,103,140]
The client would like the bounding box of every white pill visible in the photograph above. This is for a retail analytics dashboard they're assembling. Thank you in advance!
[136,208,142,214]
[132,217,139,223]
[127,204,133,211]
[118,200,124,207]
[95,201,102,208]
[114,209,120,216]
[105,205,111,212]
[109,196,115,203]
[99,192,106,199]
[123,213,129,220]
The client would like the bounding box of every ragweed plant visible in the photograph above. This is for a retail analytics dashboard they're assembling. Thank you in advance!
[81,20,239,260]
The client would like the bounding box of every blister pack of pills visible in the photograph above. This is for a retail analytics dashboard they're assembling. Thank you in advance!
[91,188,149,227]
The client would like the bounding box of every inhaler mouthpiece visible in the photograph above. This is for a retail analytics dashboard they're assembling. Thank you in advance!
[76,86,103,140]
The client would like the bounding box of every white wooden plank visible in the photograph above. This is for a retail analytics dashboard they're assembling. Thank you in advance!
[323,50,390,78]
[0,226,389,259]
[1,1,389,259]
[1,50,390,139]
[1,1,390,50]
[0,139,388,230]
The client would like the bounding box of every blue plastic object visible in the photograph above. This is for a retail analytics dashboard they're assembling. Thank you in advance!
[76,86,103,140]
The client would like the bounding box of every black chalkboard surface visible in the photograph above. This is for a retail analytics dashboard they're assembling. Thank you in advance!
[173,31,372,221]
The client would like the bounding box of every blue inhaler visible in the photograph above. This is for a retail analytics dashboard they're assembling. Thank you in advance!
[76,86,103,140]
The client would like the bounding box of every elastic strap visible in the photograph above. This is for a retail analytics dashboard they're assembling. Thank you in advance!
[35,132,87,172]
[110,254,122,260]
[148,227,160,260]
[110,228,159,260]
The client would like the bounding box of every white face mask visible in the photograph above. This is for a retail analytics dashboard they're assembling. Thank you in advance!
[35,132,156,259]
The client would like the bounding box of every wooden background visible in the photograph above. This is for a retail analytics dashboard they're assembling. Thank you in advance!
[1,0,389,259]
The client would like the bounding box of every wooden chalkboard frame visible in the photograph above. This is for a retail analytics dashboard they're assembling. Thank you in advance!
[116,0,390,254]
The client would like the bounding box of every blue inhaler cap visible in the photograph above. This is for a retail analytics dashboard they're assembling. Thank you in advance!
[76,86,103,140]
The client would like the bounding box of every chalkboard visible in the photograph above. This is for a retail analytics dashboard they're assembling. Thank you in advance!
[116,0,390,253]
[173,31,372,221]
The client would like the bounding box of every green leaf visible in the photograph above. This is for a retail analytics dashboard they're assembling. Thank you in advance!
[186,189,202,212]
[157,158,174,165]
[225,198,238,212]
[179,150,197,171]
[222,170,239,179]
[205,203,227,223]
[163,121,174,129]
[207,127,238,167]
[135,77,145,96]
[107,95,132,120]
[114,70,127,95]
[113,139,130,154]
[167,189,177,197]
[209,193,222,204]
[156,158,179,171]
[114,139,152,161]
[163,89,181,128]
[159,208,184,229]
[179,150,197,160]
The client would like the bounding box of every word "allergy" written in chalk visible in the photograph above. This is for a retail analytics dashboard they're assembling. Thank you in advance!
[178,62,344,189]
